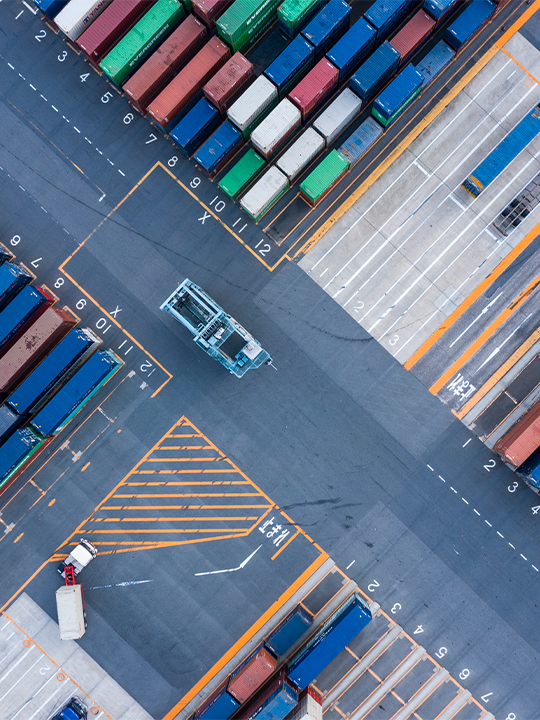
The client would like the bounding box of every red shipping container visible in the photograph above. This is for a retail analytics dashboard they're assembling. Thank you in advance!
[147,38,231,128]
[494,401,540,467]
[237,670,290,720]
[227,648,277,703]
[288,58,338,122]
[124,16,208,112]
[193,0,234,31]
[203,53,253,115]
[0,307,76,393]
[389,10,435,64]
[76,0,154,63]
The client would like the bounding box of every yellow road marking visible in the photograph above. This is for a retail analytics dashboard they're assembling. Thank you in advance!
[271,529,300,560]
[496,0,540,47]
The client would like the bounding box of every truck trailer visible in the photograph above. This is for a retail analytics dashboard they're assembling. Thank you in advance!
[56,584,86,640]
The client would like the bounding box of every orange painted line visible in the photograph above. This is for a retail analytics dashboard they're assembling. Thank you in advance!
[500,47,540,85]
[430,271,540,395]
[162,552,328,720]
[90,516,260,522]
[145,457,223,462]
[271,530,300,560]
[101,504,272,510]
[85,528,250,533]
[133,468,239,475]
[123,481,251,486]
[405,217,540,370]
[167,434,201,438]
[112,493,263,498]
[495,0,540,48]
[158,445,214,450]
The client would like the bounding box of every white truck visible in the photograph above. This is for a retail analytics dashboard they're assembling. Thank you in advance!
[58,538,97,577]
[56,585,86,640]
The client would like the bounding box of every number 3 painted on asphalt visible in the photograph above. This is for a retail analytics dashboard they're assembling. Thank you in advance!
[508,482,518,493]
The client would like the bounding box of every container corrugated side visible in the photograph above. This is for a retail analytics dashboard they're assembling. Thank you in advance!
[415,39,455,86]
[194,121,243,177]
[240,167,289,221]
[203,52,253,113]
[54,0,114,40]
[423,0,460,21]
[286,687,323,720]
[7,328,100,416]
[76,0,153,62]
[494,400,540,467]
[0,263,33,311]
[326,17,376,80]
[0,406,18,443]
[0,243,14,266]
[313,87,362,145]
[301,0,350,59]
[372,64,423,126]
[228,647,277,703]
[216,0,282,53]
[193,0,234,30]
[349,41,401,101]
[338,117,382,168]
[218,149,266,199]
[227,75,277,133]
[251,684,298,720]
[237,672,295,720]
[99,0,186,85]
[170,98,221,156]
[389,9,435,64]
[277,0,326,37]
[0,428,42,490]
[34,0,69,18]
[299,149,348,204]
[124,16,208,112]
[251,99,301,159]
[147,37,231,128]
[0,285,53,352]
[364,0,410,40]
[264,36,315,98]
[195,688,240,720]
[444,0,495,50]
[265,606,312,657]
[277,127,324,180]
[288,58,338,121]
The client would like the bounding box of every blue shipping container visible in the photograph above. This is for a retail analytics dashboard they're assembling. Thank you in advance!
[349,41,400,102]
[194,122,243,176]
[196,689,239,720]
[518,452,540,489]
[0,405,18,443]
[302,0,351,60]
[288,596,372,690]
[444,0,495,51]
[0,285,50,352]
[338,117,383,168]
[423,0,460,20]
[33,0,70,17]
[326,17,376,81]
[170,99,221,157]
[372,63,423,124]
[415,40,455,87]
[264,36,315,97]
[250,683,297,720]
[31,351,122,437]
[0,263,33,311]
[364,0,411,41]
[463,105,540,197]
[265,606,312,657]
[0,243,13,266]
[0,427,41,487]
[8,328,100,416]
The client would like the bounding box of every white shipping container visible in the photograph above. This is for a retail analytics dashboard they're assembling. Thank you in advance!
[251,99,301,159]
[277,128,325,182]
[286,690,323,720]
[55,0,113,40]
[240,166,289,220]
[56,585,86,640]
[228,76,277,132]
[314,88,362,145]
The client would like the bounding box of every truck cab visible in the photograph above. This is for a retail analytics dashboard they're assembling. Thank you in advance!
[58,538,97,577]
[51,695,87,719]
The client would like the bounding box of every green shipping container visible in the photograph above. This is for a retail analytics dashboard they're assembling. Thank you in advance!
[219,150,266,199]
[300,150,349,205]
[277,0,324,35]
[372,87,421,128]
[217,0,281,53]
[100,0,185,85]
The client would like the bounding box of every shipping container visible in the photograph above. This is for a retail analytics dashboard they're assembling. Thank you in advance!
[0,285,54,353]
[227,75,278,137]
[193,0,234,31]
[216,0,282,54]
[54,0,114,40]
[0,427,43,491]
[372,63,423,127]
[264,36,315,99]
[123,16,207,112]
[444,0,495,51]
[240,166,289,221]
[0,307,76,394]
[301,0,350,60]
[326,17,376,81]
[56,585,86,640]
[415,39,455,87]
[364,0,411,41]
[8,328,100,416]
[228,647,277,703]
[494,401,540,468]
[265,606,312,658]
[299,148,348,205]
[0,263,33,312]
[76,0,154,63]
[287,687,323,720]
[277,127,325,181]
[194,121,244,177]
[218,149,266,199]
[0,243,14,266]
[518,448,540,490]
[288,596,372,690]
[204,53,253,114]
[100,0,186,85]
[313,87,362,145]
[389,9,435,64]
[33,0,70,18]
[349,40,400,102]
[0,406,18,444]
[31,350,123,437]
[463,105,540,197]
[147,37,230,129]
[338,116,383,168]
[195,688,240,720]
[251,99,301,159]
[423,0,460,21]
[170,98,221,156]
[277,0,326,38]
[288,58,338,122]
[239,677,298,720]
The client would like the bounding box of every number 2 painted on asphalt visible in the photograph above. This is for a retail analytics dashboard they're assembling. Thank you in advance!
[35,29,46,42]
[483,459,496,472]
[367,580,379,593]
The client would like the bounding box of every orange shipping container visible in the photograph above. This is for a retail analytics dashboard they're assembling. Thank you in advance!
[493,400,540,467]
[227,648,277,703]
[203,52,253,114]
[147,37,230,128]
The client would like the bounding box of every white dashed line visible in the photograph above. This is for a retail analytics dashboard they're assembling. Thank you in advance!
[8,63,14,70]
[438,475,445,482]
[474,509,480,516]
[29,84,36,91]
[63,116,69,122]
[450,486,457,493]
[18,185,25,192]
[40,206,47,213]
[107,159,114,166]
[462,438,472,447]
[51,105,58,112]
[485,520,492,527]
[96,148,103,155]
[462,497,469,504]
[73,126,80,133]
[509,543,515,549]
[41,95,48,101]
[118,170,125,176]
[521,554,527,561]
[497,531,504,538]
[533,565,539,572]
[84,137,92,144]
[427,465,434,471]
[63,229,69,235]
[18,73,25,80]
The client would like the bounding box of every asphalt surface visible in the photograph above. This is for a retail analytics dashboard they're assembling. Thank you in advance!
[0,3,539,720]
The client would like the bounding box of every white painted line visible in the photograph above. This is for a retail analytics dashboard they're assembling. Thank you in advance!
[0,621,9,632]
[84,137,91,144]
[320,268,329,277]
[346,560,355,570]
[11,671,63,720]
[521,554,527,561]
[15,10,23,19]
[18,73,25,79]
[462,438,472,447]
[485,520,492,527]
[107,159,114,166]
[232,218,241,227]
[98,194,106,202]
[533,565,538,572]
[96,148,103,155]
[439,475,445,482]
[18,185,25,192]
[7,63,14,70]
[22,1,39,13]
[450,486,457,493]
[73,126,80,133]
[29,84,36,91]
[449,293,502,349]
[454,549,459,555]
[477,313,534,371]
[485,228,497,240]
[51,105,58,112]
[40,206,47,213]
[449,194,466,211]
[41,94,48,101]
[238,224,247,233]
[413,160,429,177]
[462,498,469,504]
[497,531,504,538]
[427,464,434,471]
[0,646,34,685]
[507,70,516,80]
[509,542,515,549]
[195,545,262,576]
[118,169,125,177]
[62,115,69,122]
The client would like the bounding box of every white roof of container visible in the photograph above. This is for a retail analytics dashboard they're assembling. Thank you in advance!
[314,88,362,140]
[55,0,112,39]
[240,167,289,218]
[228,76,277,131]
[277,128,325,181]
[251,99,301,155]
